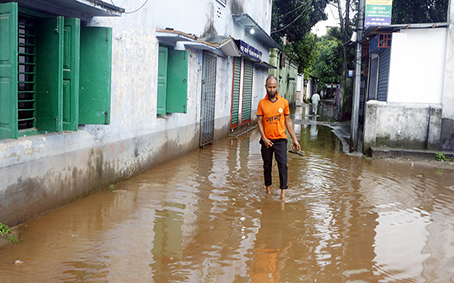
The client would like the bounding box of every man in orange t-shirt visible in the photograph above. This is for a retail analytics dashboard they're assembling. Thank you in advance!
[257,76,301,200]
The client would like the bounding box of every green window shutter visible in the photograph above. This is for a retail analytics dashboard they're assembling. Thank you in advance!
[36,16,64,133]
[157,46,168,115]
[167,49,188,113]
[0,2,18,139]
[79,27,112,125]
[62,18,80,131]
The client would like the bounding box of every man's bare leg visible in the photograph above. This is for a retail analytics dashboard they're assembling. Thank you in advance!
[266,185,271,195]
[280,189,286,200]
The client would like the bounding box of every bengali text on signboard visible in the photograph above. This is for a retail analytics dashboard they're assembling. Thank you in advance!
[365,0,393,27]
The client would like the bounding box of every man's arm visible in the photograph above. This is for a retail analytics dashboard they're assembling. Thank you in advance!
[257,116,274,148]
[285,115,301,150]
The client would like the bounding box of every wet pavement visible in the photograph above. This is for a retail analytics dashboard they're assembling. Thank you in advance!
[2,104,454,282]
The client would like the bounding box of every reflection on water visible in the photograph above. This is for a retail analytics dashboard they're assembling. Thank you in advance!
[1,120,454,282]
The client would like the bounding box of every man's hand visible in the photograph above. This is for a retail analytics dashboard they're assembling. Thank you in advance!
[293,139,301,150]
[263,138,274,148]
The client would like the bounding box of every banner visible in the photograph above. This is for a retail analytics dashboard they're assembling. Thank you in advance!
[365,0,393,27]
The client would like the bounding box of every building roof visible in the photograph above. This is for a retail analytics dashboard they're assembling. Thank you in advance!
[363,22,449,38]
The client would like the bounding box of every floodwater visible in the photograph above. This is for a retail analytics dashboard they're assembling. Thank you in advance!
[2,106,454,283]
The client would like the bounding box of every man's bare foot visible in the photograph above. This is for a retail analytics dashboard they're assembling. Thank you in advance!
[266,185,271,195]
[280,189,286,200]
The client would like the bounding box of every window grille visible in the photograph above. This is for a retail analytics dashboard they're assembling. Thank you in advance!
[17,15,37,130]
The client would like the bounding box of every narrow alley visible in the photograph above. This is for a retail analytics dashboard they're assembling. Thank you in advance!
[1,105,454,282]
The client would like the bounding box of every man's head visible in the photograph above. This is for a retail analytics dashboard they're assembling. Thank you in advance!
[265,76,279,99]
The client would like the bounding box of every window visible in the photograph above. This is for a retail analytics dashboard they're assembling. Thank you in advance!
[0,2,112,140]
[157,45,188,115]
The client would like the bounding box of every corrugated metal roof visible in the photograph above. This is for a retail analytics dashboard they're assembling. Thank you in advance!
[363,22,449,38]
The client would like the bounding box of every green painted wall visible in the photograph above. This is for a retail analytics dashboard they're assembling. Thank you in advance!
[268,48,298,105]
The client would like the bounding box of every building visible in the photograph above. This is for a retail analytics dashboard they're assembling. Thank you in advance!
[0,0,279,226]
[362,15,454,154]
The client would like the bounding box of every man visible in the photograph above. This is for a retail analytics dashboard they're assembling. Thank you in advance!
[311,92,320,115]
[257,76,301,200]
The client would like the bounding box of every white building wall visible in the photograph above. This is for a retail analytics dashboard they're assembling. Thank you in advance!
[387,28,447,104]
[0,0,274,226]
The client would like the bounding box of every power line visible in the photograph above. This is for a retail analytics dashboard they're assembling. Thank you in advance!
[272,2,307,20]
[110,0,150,14]
[125,0,149,14]
[271,1,312,34]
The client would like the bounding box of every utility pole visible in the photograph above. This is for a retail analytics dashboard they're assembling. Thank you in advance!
[350,0,365,151]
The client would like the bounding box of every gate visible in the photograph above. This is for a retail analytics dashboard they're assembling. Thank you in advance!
[200,53,217,147]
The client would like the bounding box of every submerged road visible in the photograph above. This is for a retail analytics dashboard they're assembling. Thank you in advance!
[1,105,454,282]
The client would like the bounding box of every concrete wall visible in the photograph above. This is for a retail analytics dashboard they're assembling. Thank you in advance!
[441,0,454,149]
[363,101,442,154]
[388,28,447,104]
[0,0,272,226]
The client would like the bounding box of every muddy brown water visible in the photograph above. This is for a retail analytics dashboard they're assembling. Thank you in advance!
[2,111,454,282]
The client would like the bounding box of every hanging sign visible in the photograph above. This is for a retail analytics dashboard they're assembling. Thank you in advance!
[234,40,262,61]
[365,0,393,27]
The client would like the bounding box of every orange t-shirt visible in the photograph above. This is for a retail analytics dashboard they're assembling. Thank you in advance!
[257,93,289,140]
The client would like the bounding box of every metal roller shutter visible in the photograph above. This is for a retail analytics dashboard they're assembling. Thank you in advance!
[242,59,253,124]
[377,49,390,102]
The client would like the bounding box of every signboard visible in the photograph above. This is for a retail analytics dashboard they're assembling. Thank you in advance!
[234,40,262,61]
[365,0,392,27]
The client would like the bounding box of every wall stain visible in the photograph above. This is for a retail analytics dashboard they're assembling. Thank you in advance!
[201,2,217,39]
[230,0,244,15]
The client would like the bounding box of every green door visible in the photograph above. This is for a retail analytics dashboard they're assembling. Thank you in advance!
[157,46,168,115]
[62,18,80,131]
[0,2,18,139]
[79,27,112,125]
[167,49,188,113]
[36,16,64,133]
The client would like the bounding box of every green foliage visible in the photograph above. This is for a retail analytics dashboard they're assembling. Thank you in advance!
[283,33,318,76]
[108,184,116,191]
[392,0,448,24]
[0,223,12,236]
[272,0,328,44]
[7,235,21,243]
[326,26,356,70]
[312,34,343,85]
[434,152,454,162]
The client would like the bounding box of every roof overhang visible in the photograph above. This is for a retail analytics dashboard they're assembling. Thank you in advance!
[1,0,124,21]
[363,22,449,39]
[156,29,241,58]
[232,13,280,49]
[254,61,277,69]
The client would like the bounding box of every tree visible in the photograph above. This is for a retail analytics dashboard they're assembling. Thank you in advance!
[312,34,343,85]
[283,33,318,77]
[271,0,328,77]
[271,0,328,44]
[392,0,449,24]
